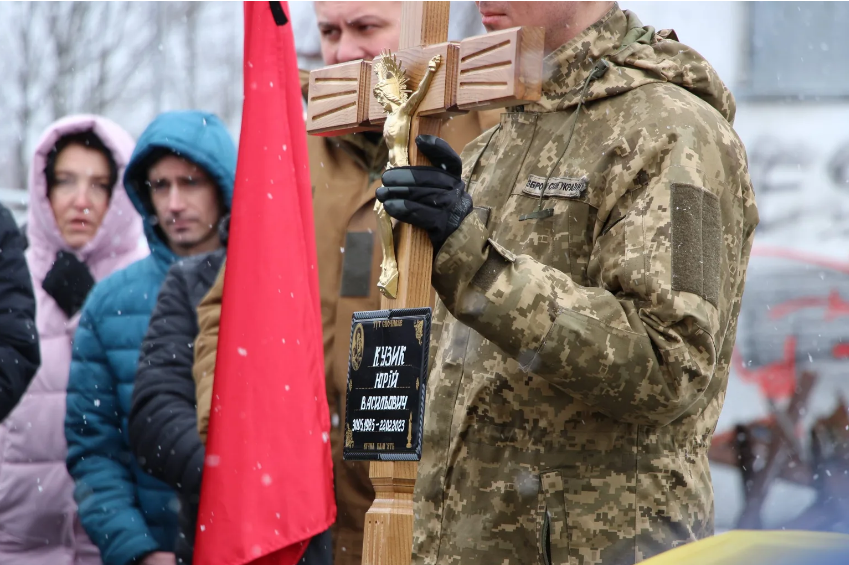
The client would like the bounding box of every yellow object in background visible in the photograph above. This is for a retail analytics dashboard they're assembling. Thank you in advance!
[641,530,849,565]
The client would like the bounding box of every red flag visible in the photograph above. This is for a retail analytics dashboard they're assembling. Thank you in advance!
[194,2,335,564]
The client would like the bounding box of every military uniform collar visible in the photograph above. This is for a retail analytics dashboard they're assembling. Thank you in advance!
[529,4,629,113]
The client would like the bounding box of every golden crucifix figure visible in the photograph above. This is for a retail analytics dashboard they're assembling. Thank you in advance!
[372,50,443,298]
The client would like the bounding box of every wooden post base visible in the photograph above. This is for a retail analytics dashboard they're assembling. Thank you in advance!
[364,4,446,565]
[363,461,419,565]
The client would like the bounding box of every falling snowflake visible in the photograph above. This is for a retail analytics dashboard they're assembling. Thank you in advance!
[262,474,273,486]
[238,347,248,357]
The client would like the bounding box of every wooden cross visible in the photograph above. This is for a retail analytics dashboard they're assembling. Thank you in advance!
[736,371,817,529]
[306,3,543,565]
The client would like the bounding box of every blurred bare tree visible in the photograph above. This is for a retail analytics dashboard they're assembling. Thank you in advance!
[0,1,243,191]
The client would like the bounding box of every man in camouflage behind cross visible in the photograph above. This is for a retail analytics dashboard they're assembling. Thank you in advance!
[375,2,759,564]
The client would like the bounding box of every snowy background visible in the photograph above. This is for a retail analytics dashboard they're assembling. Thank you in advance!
[3,0,849,532]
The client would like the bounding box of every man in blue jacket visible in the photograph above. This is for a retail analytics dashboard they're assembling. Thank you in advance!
[65,111,236,565]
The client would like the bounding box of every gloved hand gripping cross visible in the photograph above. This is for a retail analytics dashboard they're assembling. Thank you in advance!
[376,135,474,252]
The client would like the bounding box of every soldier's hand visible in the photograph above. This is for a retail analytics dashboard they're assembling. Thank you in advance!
[376,135,473,252]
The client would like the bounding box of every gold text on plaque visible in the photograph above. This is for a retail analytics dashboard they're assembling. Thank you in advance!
[373,50,443,298]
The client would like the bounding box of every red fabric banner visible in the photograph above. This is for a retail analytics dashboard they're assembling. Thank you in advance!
[194,2,336,564]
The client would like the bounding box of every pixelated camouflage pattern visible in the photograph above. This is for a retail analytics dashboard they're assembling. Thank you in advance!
[414,5,758,565]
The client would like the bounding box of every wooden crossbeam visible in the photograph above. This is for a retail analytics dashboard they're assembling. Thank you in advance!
[306,61,373,135]
[306,26,544,135]
[456,26,543,110]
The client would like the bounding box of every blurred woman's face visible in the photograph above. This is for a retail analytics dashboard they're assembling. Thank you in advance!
[48,144,112,249]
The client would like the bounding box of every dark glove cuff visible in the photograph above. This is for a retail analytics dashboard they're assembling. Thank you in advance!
[433,192,474,252]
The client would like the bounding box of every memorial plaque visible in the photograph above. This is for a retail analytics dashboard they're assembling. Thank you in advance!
[344,308,431,461]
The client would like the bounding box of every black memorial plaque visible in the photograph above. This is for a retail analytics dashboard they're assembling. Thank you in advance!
[343,308,431,461]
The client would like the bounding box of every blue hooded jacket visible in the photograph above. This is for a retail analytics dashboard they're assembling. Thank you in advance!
[65,111,236,565]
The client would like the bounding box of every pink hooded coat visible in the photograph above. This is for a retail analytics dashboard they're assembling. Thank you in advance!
[0,115,148,564]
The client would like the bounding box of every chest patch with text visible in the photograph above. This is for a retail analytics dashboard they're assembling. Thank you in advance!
[522,174,588,199]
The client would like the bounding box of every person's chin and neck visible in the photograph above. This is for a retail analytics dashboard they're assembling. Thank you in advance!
[476,1,615,55]
[147,154,224,258]
[163,215,221,258]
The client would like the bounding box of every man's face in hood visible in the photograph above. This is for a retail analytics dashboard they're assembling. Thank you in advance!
[147,155,222,257]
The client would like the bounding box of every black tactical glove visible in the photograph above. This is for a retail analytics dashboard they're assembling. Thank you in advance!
[376,135,473,252]
[42,250,95,318]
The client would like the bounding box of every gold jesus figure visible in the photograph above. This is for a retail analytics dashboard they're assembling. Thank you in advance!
[372,51,442,298]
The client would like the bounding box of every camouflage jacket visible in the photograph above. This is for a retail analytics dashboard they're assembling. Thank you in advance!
[414,6,759,565]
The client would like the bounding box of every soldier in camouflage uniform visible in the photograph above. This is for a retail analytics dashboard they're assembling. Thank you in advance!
[375,2,759,564]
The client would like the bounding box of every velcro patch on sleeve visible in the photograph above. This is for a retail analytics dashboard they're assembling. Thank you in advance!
[470,239,514,292]
[670,183,721,307]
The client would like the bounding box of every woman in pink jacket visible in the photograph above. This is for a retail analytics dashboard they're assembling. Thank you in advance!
[0,115,148,564]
